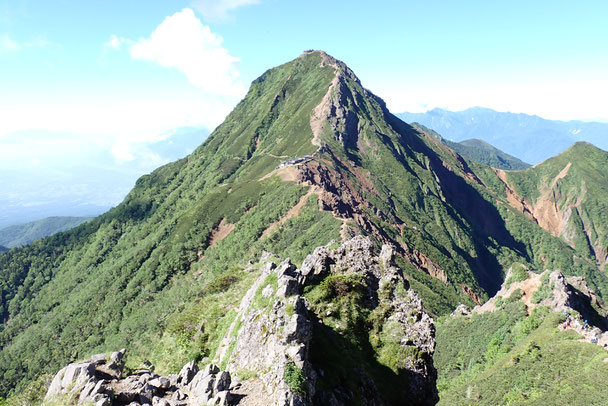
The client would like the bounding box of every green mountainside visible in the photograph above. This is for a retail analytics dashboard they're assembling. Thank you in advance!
[412,123,530,170]
[448,139,530,170]
[475,142,608,271]
[0,246,7,253]
[436,266,608,404]
[1,51,608,404]
[0,216,91,249]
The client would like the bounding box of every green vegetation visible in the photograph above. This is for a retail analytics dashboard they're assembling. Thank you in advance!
[410,123,530,170]
[252,273,278,309]
[3,50,608,403]
[304,265,431,404]
[532,273,553,304]
[436,304,608,405]
[480,141,608,276]
[284,362,307,396]
[505,263,530,288]
[0,52,343,396]
[0,216,91,249]
[447,139,530,170]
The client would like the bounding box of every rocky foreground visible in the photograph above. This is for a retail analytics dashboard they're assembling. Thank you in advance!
[46,349,232,405]
[45,237,438,405]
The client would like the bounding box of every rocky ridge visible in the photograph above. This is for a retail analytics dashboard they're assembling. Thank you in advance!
[213,236,437,405]
[471,266,608,348]
[45,349,233,405]
[45,237,437,405]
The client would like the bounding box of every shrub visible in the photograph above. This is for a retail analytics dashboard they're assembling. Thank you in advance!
[284,362,306,395]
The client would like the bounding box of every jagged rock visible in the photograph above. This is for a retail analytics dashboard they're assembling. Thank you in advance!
[46,352,234,406]
[47,362,96,398]
[211,237,437,405]
[211,390,230,405]
[107,348,126,372]
[46,238,436,406]
[452,304,471,316]
[213,371,231,392]
[79,379,106,403]
[95,396,111,406]
[149,376,170,390]
[379,244,395,269]
[90,353,108,365]
[177,360,199,385]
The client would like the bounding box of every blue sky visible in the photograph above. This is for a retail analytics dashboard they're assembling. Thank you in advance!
[1,0,607,155]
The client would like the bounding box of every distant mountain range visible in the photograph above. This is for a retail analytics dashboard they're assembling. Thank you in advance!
[398,107,608,164]
[0,216,91,249]
[411,123,530,170]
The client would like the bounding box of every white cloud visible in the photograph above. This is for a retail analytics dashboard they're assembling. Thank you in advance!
[0,34,55,52]
[130,8,244,97]
[191,0,260,21]
[104,34,129,50]
[0,34,20,51]
[0,93,233,161]
[371,76,608,122]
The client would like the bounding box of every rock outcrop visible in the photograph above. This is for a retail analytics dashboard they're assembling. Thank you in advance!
[472,266,608,344]
[475,267,605,321]
[46,237,437,405]
[214,236,437,405]
[45,349,234,406]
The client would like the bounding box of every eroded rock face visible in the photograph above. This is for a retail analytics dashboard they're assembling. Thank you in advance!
[213,236,438,405]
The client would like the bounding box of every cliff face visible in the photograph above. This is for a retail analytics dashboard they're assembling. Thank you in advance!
[45,237,438,406]
[212,236,437,405]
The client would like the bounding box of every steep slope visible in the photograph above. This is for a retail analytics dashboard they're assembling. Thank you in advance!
[448,139,529,170]
[436,266,608,405]
[411,123,530,170]
[0,216,91,248]
[477,142,608,270]
[2,51,608,402]
[41,238,438,406]
[398,107,608,164]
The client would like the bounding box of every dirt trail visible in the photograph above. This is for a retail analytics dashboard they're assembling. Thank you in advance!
[261,187,316,238]
[208,218,235,247]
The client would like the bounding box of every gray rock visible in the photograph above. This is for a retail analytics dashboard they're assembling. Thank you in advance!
[188,370,215,403]
[90,353,107,365]
[109,348,126,371]
[149,376,170,389]
[211,390,230,405]
[152,397,170,406]
[202,363,220,377]
[79,379,98,402]
[95,396,111,406]
[171,389,187,401]
[46,366,67,397]
[213,371,231,393]
[379,244,395,269]
[46,361,96,399]
[177,361,199,385]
